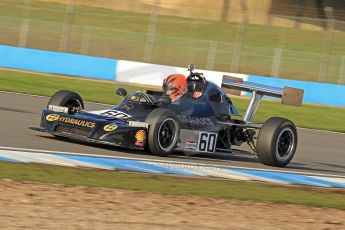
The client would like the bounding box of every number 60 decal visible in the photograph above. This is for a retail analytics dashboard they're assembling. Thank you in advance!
[197,132,217,152]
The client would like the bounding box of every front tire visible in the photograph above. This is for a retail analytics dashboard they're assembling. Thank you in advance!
[47,90,84,114]
[145,109,180,157]
[256,117,297,167]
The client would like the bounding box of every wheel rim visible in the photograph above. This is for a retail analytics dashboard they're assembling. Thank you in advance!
[158,118,177,151]
[65,98,82,113]
[275,127,295,161]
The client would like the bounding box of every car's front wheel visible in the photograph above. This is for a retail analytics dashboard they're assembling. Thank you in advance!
[145,109,180,157]
[256,117,297,167]
[47,90,84,114]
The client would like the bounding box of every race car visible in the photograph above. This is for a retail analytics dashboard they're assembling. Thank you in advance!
[30,64,304,167]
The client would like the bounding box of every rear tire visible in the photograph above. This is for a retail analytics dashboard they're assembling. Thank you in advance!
[145,109,180,157]
[47,90,84,114]
[256,117,297,167]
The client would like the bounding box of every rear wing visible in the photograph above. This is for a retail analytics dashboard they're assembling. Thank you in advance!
[222,75,304,123]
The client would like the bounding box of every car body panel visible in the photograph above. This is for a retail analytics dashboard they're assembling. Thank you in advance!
[32,81,243,155]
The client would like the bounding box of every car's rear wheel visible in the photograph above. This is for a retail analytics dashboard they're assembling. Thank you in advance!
[256,117,297,167]
[145,109,180,157]
[47,90,84,114]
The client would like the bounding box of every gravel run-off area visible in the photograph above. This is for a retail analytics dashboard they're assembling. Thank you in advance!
[0,179,344,230]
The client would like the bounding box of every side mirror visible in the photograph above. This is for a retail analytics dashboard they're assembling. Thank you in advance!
[157,96,172,105]
[188,64,195,71]
[116,88,127,97]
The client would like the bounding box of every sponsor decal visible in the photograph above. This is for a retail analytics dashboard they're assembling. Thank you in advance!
[101,110,132,119]
[135,130,146,147]
[46,114,60,121]
[185,141,197,150]
[48,105,68,113]
[45,114,95,128]
[121,104,134,111]
[197,132,217,153]
[103,124,118,132]
[191,100,206,105]
[178,115,213,125]
[128,121,148,128]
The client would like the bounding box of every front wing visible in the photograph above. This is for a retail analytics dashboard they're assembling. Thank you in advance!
[30,109,147,150]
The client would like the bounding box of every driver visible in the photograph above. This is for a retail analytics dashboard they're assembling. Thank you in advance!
[162,74,187,102]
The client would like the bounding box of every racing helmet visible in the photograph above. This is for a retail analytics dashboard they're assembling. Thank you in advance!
[162,74,187,102]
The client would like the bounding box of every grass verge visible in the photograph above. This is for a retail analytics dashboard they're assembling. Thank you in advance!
[0,161,344,209]
[1,69,344,132]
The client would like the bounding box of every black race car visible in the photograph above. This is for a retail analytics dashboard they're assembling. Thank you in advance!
[30,65,304,167]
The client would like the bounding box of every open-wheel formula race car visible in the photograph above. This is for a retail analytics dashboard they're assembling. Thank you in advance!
[30,65,304,167]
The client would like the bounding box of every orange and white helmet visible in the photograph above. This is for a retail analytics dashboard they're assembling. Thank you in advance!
[162,74,187,102]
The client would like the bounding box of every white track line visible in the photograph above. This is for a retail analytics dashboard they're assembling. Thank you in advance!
[1,145,344,179]
[0,149,111,169]
[297,127,345,135]
[310,176,345,184]
[0,90,111,106]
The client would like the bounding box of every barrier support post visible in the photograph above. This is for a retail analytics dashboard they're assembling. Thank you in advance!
[338,56,345,84]
[206,41,218,70]
[59,0,75,52]
[319,7,334,82]
[19,0,31,48]
[144,0,160,63]
[19,19,30,48]
[80,26,91,55]
[271,48,282,77]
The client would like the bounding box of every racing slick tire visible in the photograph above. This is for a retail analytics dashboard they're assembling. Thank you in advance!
[256,117,297,167]
[47,90,84,114]
[145,109,180,157]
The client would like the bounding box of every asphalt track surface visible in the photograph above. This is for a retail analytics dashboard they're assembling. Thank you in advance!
[1,91,344,176]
